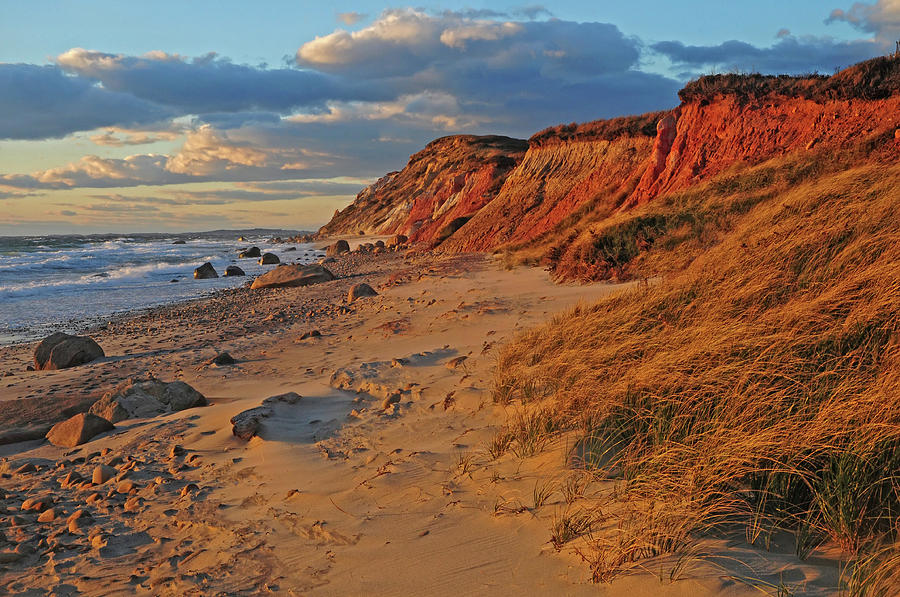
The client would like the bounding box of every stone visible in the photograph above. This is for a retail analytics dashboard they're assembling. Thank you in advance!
[299,330,321,340]
[46,413,114,448]
[250,263,335,290]
[92,465,117,485]
[172,239,186,244]
[193,262,218,279]
[89,376,207,423]
[33,333,105,370]
[258,252,280,265]
[239,246,261,258]
[59,471,84,488]
[375,240,385,248]
[262,391,302,405]
[14,463,36,475]
[223,265,245,277]
[37,508,57,522]
[124,496,141,512]
[387,234,408,249]
[230,406,273,441]
[348,283,378,302]
[180,483,199,497]
[326,240,350,256]
[116,479,136,494]
[209,352,235,366]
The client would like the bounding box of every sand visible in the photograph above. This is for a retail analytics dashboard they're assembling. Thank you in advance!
[0,246,840,595]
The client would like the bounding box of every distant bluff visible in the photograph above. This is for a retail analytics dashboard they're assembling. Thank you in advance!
[318,56,900,269]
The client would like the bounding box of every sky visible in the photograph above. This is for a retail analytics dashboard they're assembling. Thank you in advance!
[0,1,897,235]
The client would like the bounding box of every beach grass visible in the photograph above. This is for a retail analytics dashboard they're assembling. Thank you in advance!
[492,154,900,587]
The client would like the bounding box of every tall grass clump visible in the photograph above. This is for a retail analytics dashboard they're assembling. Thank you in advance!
[493,160,900,584]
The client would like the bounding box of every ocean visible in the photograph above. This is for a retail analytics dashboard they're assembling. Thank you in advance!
[0,231,323,345]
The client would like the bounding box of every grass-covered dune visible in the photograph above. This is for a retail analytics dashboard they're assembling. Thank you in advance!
[492,140,900,592]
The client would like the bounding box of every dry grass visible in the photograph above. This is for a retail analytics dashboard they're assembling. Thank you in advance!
[494,156,900,587]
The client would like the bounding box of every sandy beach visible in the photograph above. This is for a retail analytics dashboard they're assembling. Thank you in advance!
[0,241,851,595]
[0,243,619,595]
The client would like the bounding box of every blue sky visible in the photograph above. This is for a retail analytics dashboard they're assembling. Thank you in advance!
[0,1,896,234]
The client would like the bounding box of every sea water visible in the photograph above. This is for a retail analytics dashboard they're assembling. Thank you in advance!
[0,231,324,345]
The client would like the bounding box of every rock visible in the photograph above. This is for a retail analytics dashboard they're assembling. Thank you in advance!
[124,496,141,512]
[320,256,337,264]
[445,356,468,370]
[180,483,199,498]
[375,240,386,248]
[89,376,207,423]
[208,352,235,366]
[168,445,185,459]
[33,332,105,370]
[262,391,302,405]
[285,247,297,252]
[239,246,261,258]
[193,262,218,279]
[46,413,114,448]
[14,463,36,475]
[116,479,136,494]
[230,406,273,441]
[92,465,117,485]
[238,236,247,242]
[299,330,321,340]
[348,283,378,302]
[326,240,350,256]
[59,471,84,488]
[67,510,92,533]
[387,234,408,248]
[223,265,245,277]
[258,252,280,265]
[172,239,186,244]
[37,508,57,522]
[250,263,335,290]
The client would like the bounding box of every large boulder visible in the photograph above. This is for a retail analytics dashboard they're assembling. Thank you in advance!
[194,262,218,279]
[386,234,408,249]
[33,333,105,370]
[89,376,207,423]
[239,246,261,258]
[46,413,114,448]
[223,265,245,277]
[326,240,350,256]
[348,283,378,302]
[250,263,335,290]
[258,252,280,265]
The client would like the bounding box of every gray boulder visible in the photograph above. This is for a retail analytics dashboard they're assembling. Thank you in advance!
[33,333,104,370]
[239,246,261,258]
[258,252,280,265]
[250,263,335,290]
[89,376,207,423]
[194,262,218,279]
[46,413,114,448]
[326,240,350,256]
[224,265,245,277]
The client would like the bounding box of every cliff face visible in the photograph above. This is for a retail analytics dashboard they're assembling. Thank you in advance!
[318,135,527,242]
[319,57,900,266]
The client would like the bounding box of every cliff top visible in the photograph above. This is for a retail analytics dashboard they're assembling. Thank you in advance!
[679,54,900,103]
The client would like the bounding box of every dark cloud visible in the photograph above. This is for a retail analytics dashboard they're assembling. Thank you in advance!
[0,63,173,140]
[57,48,392,115]
[651,36,883,75]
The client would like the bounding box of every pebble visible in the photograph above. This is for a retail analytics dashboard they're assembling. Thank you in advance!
[37,508,58,522]
[92,464,117,485]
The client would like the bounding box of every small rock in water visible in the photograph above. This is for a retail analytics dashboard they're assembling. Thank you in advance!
[193,262,218,279]
[223,265,245,277]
